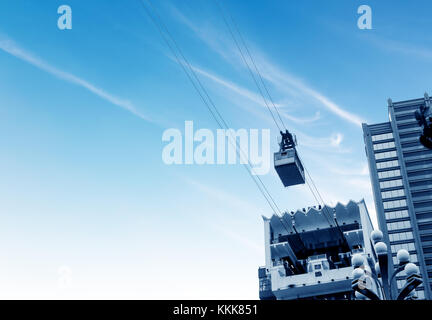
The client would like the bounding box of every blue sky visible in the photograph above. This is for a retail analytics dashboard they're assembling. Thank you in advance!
[0,0,431,299]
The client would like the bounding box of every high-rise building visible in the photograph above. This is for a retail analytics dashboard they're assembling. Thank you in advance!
[362,93,432,300]
[258,200,378,300]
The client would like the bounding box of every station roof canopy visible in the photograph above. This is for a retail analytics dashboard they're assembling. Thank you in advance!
[264,200,364,257]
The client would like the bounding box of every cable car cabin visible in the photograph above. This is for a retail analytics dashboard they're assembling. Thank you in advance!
[274,147,305,187]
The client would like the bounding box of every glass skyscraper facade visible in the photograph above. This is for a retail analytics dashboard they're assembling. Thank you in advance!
[362,94,432,300]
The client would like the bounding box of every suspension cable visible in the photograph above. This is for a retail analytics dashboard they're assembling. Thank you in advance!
[214,0,346,239]
[213,0,287,132]
[138,0,286,219]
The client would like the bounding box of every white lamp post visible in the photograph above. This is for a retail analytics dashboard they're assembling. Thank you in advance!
[351,229,423,300]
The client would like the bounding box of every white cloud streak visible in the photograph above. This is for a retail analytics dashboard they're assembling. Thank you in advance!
[192,64,323,125]
[279,110,321,124]
[239,50,365,127]
[365,35,432,61]
[192,65,267,107]
[171,8,365,127]
[0,37,151,122]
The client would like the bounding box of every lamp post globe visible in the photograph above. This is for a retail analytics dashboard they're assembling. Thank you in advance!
[352,267,365,280]
[374,241,388,256]
[352,253,365,268]
[371,230,384,244]
[404,263,419,277]
[397,249,410,265]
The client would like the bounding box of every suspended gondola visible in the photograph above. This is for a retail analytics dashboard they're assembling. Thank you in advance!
[274,130,305,187]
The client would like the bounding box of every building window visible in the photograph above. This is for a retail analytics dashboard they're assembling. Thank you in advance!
[397,280,405,289]
[375,150,397,160]
[372,133,393,142]
[391,242,415,253]
[378,169,401,179]
[385,210,409,220]
[387,220,411,231]
[383,199,407,209]
[376,160,399,170]
[416,290,425,299]
[389,231,414,242]
[380,179,403,189]
[373,141,395,151]
[382,189,405,199]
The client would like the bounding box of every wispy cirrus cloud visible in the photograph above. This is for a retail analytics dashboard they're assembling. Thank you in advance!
[297,131,351,153]
[279,110,321,125]
[190,63,348,151]
[192,64,321,124]
[364,34,432,61]
[251,54,365,127]
[170,7,365,127]
[192,64,270,107]
[0,36,151,122]
[190,64,348,151]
